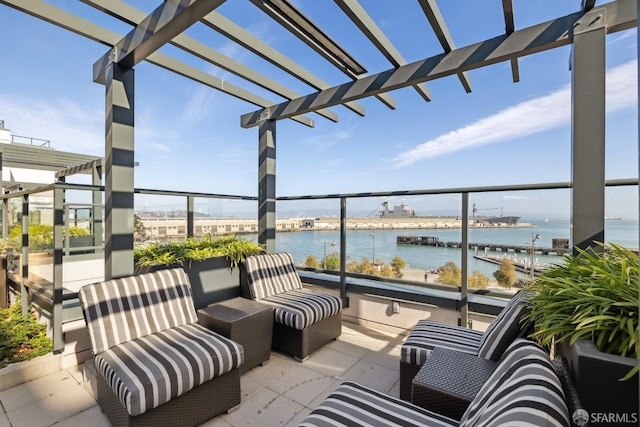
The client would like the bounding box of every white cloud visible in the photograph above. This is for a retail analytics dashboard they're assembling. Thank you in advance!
[392,60,637,167]
[0,94,103,155]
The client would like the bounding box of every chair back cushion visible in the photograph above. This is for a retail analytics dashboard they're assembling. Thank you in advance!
[477,291,532,360]
[79,268,198,354]
[461,339,570,427]
[244,252,303,300]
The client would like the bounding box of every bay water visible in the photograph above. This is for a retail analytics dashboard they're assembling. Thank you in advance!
[272,219,639,279]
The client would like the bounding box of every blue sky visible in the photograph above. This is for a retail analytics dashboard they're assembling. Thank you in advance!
[0,1,637,219]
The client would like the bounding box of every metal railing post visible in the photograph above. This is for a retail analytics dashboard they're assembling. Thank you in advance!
[339,197,348,307]
[460,192,469,328]
[187,195,194,238]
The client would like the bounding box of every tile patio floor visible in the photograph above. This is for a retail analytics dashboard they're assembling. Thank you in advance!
[0,322,406,427]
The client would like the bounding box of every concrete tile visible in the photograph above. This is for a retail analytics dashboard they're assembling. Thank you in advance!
[362,344,401,369]
[223,387,304,427]
[199,414,234,426]
[0,370,79,412]
[244,353,297,387]
[340,359,398,394]
[388,377,401,399]
[306,378,343,410]
[303,347,360,377]
[284,407,312,426]
[0,411,10,427]
[240,374,264,400]
[5,382,96,427]
[267,365,336,406]
[52,405,110,427]
[325,336,371,359]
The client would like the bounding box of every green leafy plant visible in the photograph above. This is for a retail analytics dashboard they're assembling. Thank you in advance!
[134,234,264,268]
[0,298,53,368]
[524,243,639,379]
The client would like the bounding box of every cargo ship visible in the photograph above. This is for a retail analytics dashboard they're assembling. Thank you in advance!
[471,203,521,225]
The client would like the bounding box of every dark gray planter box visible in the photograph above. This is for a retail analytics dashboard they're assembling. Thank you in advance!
[136,256,240,309]
[558,339,639,417]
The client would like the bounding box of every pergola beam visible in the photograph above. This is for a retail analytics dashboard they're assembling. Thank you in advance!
[417,0,472,93]
[334,0,432,102]
[93,0,227,84]
[249,0,397,110]
[241,0,636,128]
[502,0,520,83]
[83,0,339,123]
[201,12,366,117]
[0,0,315,128]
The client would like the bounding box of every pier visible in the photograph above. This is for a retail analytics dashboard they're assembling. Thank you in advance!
[396,235,570,255]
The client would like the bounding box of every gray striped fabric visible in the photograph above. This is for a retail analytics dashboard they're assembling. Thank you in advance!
[401,321,483,365]
[244,253,303,300]
[95,323,243,416]
[262,288,342,330]
[476,291,531,360]
[299,381,458,427]
[461,339,570,427]
[79,268,198,354]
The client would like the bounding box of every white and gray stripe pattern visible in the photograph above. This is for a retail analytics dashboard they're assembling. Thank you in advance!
[461,339,570,426]
[262,288,342,330]
[401,321,483,365]
[79,269,198,354]
[476,291,531,360]
[244,253,303,300]
[299,381,458,427]
[95,323,243,417]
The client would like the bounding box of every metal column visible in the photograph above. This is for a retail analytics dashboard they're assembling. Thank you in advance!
[460,193,469,328]
[52,187,64,353]
[258,120,276,253]
[20,194,28,315]
[570,9,606,253]
[0,153,4,240]
[104,62,135,279]
[92,164,103,252]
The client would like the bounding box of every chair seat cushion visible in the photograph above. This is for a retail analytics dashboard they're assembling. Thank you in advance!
[299,381,458,427]
[262,289,342,330]
[401,320,483,366]
[95,323,243,416]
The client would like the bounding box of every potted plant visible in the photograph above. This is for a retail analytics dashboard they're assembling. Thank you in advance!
[134,234,263,309]
[524,242,638,417]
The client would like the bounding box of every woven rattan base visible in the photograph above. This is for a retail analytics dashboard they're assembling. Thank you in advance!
[96,367,241,427]
[272,313,342,361]
[198,298,273,374]
[400,360,421,401]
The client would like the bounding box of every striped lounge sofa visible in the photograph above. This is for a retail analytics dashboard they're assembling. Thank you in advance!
[78,268,244,427]
[300,339,571,427]
[399,291,532,400]
[242,252,342,361]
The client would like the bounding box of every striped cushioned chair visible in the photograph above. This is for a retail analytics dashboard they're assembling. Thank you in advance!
[300,339,570,427]
[243,252,342,360]
[399,291,532,400]
[79,268,244,427]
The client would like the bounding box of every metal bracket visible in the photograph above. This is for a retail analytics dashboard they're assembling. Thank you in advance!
[573,9,606,37]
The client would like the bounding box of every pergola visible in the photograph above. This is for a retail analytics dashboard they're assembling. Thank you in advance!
[0,0,637,281]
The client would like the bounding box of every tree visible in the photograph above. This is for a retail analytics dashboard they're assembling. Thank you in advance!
[390,256,406,278]
[134,214,147,242]
[468,271,490,289]
[305,255,319,268]
[346,258,393,278]
[436,261,461,286]
[493,259,517,290]
[323,254,340,270]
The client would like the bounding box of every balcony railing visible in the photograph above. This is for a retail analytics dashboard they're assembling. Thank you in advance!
[0,178,637,353]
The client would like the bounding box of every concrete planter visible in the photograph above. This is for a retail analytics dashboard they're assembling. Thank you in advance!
[558,339,639,417]
[0,352,61,391]
[136,256,240,309]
